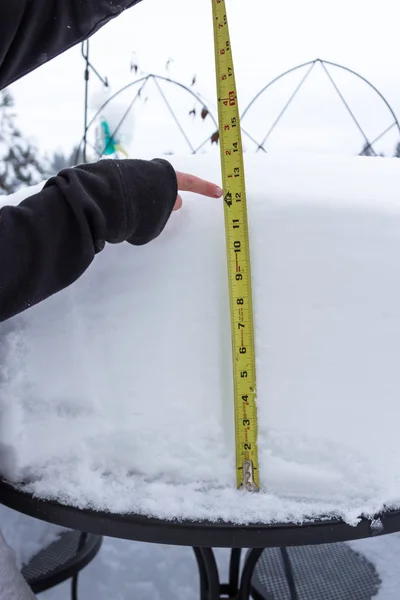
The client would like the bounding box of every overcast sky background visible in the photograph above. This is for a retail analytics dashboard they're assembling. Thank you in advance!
[8,0,400,161]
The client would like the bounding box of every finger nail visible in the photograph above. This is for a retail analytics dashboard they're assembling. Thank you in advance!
[214,186,223,197]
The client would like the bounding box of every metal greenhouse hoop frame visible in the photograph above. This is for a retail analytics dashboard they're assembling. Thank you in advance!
[240,58,400,156]
[78,46,400,161]
[76,71,220,164]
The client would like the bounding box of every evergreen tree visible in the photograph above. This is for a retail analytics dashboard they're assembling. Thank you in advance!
[0,89,47,194]
[49,145,84,174]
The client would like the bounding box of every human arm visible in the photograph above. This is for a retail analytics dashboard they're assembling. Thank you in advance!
[0,0,142,90]
[0,158,178,322]
[0,159,223,323]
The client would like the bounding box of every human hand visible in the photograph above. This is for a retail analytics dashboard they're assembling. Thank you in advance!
[120,159,224,246]
[173,172,223,210]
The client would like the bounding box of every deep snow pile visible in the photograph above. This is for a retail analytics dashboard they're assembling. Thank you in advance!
[1,154,400,525]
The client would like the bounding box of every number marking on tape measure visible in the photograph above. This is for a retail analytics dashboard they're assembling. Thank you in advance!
[211,0,259,491]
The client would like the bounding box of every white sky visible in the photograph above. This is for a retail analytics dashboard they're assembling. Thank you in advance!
[8,0,400,159]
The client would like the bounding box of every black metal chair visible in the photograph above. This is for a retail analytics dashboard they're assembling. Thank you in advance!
[22,530,103,600]
[251,542,381,600]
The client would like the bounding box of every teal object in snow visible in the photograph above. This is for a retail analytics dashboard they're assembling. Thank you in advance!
[100,119,117,155]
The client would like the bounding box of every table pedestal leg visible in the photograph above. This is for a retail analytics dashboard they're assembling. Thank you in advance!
[192,548,264,600]
[237,549,264,600]
[193,548,221,599]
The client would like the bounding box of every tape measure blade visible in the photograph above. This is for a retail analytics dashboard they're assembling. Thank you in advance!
[211,0,259,491]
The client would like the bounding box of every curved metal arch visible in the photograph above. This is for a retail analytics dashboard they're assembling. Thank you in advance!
[241,58,400,129]
[240,58,400,154]
[241,59,317,120]
[76,74,219,164]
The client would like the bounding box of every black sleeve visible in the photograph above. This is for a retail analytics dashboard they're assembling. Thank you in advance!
[0,158,178,322]
[0,0,142,90]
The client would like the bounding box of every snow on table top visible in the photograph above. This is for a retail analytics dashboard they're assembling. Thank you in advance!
[1,154,400,526]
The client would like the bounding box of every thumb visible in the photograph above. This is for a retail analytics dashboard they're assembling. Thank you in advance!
[173,194,183,211]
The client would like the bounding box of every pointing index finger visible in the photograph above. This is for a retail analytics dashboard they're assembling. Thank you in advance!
[176,171,223,198]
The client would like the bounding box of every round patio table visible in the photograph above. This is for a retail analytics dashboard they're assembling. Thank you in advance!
[1,478,398,599]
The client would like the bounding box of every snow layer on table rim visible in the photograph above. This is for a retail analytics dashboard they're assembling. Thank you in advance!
[1,154,400,526]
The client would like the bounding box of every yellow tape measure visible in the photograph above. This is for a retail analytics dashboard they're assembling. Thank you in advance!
[212,0,259,491]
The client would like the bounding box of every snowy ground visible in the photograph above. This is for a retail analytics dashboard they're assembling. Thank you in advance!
[35,533,400,599]
[1,504,400,599]
[41,535,205,600]
[45,535,400,600]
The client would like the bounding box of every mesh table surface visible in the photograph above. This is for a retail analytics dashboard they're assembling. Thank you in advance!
[252,542,381,600]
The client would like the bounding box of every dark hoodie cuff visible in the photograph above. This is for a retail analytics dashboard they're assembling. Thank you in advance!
[115,158,178,246]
